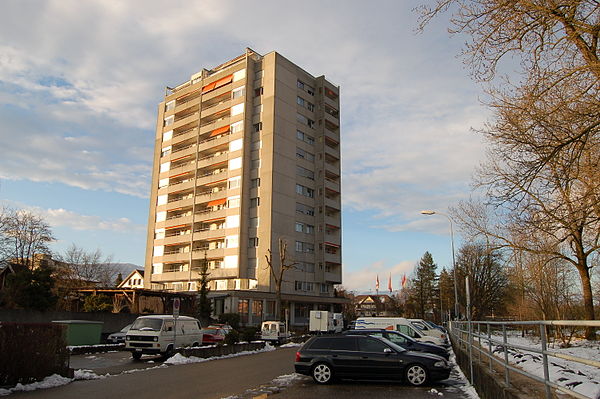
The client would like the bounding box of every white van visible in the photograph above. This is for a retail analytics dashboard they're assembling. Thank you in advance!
[260,321,291,344]
[409,319,448,342]
[354,317,446,346]
[125,315,203,359]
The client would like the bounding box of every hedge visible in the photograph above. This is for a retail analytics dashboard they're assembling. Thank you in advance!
[0,322,71,387]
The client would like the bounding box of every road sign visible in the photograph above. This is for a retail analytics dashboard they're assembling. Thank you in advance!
[173,297,180,318]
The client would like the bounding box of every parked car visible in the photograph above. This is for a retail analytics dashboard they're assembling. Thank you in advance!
[107,323,132,344]
[295,334,451,386]
[207,323,233,335]
[201,327,227,345]
[354,317,448,347]
[125,315,203,360]
[342,329,449,359]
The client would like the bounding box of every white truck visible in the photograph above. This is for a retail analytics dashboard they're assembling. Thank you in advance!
[260,321,291,344]
[309,311,343,334]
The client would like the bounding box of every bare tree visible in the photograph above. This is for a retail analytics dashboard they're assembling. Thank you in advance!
[57,244,119,287]
[0,208,54,269]
[264,238,297,321]
[454,242,509,320]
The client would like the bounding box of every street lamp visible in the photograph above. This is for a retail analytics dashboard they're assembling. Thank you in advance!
[420,210,459,320]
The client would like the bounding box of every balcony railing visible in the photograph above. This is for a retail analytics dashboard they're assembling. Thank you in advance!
[171,143,196,155]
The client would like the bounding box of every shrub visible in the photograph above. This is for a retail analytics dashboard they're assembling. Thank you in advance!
[0,322,70,386]
[83,294,112,312]
[224,330,240,345]
[218,313,240,330]
[240,327,259,342]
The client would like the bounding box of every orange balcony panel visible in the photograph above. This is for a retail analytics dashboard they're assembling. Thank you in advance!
[207,198,226,207]
[210,125,230,137]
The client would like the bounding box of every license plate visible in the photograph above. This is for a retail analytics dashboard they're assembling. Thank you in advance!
[135,348,142,352]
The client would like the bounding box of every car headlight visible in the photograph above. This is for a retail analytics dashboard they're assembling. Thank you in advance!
[434,361,447,368]
[153,337,158,342]
[125,336,130,341]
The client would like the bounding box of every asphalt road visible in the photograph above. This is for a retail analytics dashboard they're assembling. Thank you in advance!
[11,347,476,399]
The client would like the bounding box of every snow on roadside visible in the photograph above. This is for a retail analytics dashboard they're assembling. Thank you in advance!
[489,334,600,399]
[0,343,278,396]
[446,348,481,399]
[279,342,303,348]
[164,343,276,365]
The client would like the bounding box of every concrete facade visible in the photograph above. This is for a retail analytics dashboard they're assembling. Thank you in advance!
[144,49,343,326]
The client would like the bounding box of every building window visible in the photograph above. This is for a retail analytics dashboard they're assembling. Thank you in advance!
[250,197,260,207]
[296,203,315,216]
[164,115,174,127]
[296,130,314,145]
[296,113,308,125]
[295,222,314,234]
[253,122,262,132]
[297,261,315,273]
[295,241,314,253]
[251,178,261,188]
[238,299,249,324]
[297,96,305,107]
[297,80,304,89]
[227,197,240,208]
[248,237,259,247]
[249,217,259,228]
[306,85,315,96]
[307,102,314,112]
[295,222,304,233]
[228,177,241,189]
[297,166,314,180]
[295,281,314,292]
[231,121,244,133]
[232,87,245,99]
[254,87,263,97]
[254,70,264,81]
[296,147,315,162]
[252,300,263,317]
[296,184,314,198]
[165,100,175,111]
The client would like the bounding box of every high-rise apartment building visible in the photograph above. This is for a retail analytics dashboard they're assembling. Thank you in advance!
[144,49,343,326]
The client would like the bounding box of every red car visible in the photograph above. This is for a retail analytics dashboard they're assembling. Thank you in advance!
[201,328,226,345]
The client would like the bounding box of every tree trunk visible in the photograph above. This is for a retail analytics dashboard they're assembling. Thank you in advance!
[575,258,596,339]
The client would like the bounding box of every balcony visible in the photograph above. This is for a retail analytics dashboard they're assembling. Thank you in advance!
[159,250,192,263]
[192,247,225,259]
[170,143,197,159]
[165,195,194,209]
[201,97,232,119]
[171,111,199,131]
[195,189,227,205]
[163,178,194,193]
[197,151,229,169]
[173,94,201,115]
[194,208,227,223]
[160,231,191,246]
[325,196,340,210]
[170,127,198,143]
[324,251,341,265]
[196,169,228,186]
[193,226,227,241]
[325,271,342,284]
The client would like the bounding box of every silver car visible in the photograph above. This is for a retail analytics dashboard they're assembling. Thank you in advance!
[107,324,132,344]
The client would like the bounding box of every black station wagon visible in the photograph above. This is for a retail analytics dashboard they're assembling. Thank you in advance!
[295,334,451,386]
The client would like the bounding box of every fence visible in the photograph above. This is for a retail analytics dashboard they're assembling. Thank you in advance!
[449,320,600,399]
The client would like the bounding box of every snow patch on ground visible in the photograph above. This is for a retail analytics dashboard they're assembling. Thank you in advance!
[488,334,600,399]
[164,344,276,365]
[279,342,302,348]
[0,343,277,396]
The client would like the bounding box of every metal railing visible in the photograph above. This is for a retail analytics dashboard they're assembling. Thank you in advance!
[449,320,600,399]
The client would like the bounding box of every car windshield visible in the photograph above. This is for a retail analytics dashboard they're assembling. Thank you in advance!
[120,324,132,333]
[201,328,219,334]
[130,318,163,331]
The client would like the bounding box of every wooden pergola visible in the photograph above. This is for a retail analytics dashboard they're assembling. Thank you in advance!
[75,288,196,315]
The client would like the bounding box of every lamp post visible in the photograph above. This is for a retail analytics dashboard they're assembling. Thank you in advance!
[420,210,459,320]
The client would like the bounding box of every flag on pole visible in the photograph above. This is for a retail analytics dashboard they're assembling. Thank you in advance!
[388,273,392,293]
[375,275,380,291]
[401,273,407,288]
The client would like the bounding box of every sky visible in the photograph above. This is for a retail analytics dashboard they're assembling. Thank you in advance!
[0,0,488,293]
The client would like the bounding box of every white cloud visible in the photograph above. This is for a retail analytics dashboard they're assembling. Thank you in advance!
[1,200,145,233]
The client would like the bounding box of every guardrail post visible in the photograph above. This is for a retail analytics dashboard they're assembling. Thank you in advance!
[469,321,474,384]
[487,323,492,372]
[503,324,510,387]
[478,323,481,364]
[539,323,552,399]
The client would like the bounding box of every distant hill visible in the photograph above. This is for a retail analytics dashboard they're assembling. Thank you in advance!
[114,263,143,277]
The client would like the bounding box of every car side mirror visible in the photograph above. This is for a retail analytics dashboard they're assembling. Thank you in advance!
[383,348,393,354]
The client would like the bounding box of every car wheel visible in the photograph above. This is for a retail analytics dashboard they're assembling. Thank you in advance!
[161,345,174,360]
[132,352,142,360]
[312,363,333,384]
[405,363,428,386]
[192,342,199,347]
